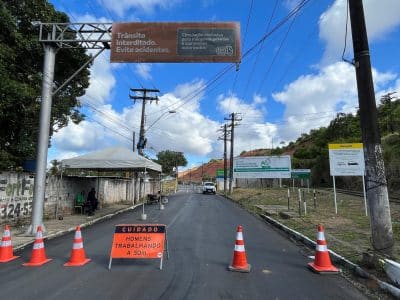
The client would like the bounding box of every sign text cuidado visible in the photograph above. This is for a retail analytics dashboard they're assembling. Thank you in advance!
[110,22,241,63]
[110,224,166,259]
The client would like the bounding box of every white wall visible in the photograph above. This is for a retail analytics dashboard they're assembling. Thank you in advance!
[0,171,159,224]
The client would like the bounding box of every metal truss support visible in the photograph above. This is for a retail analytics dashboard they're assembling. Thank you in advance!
[27,22,112,235]
[38,22,112,49]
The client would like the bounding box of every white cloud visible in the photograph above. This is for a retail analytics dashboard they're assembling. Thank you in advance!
[284,0,302,11]
[143,80,218,156]
[69,14,116,106]
[216,93,277,156]
[272,62,397,141]
[99,0,181,17]
[52,79,221,160]
[52,121,108,152]
[218,94,265,122]
[135,64,152,80]
[84,53,116,105]
[319,0,400,65]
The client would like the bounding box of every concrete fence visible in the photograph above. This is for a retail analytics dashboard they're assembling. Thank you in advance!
[0,171,159,224]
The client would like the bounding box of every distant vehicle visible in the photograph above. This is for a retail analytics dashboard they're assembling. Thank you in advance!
[202,182,216,194]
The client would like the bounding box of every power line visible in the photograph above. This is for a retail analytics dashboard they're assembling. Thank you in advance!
[256,12,298,94]
[240,0,279,99]
[155,0,313,116]
[80,99,135,134]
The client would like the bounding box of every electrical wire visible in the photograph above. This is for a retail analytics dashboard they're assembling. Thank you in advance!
[230,0,255,99]
[139,0,313,121]
[240,0,279,99]
[341,0,353,65]
[80,96,137,133]
[256,12,298,94]
[85,115,133,143]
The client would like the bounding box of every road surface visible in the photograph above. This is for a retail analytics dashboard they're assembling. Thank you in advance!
[0,190,367,299]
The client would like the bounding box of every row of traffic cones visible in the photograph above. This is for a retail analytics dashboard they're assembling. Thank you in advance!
[228,224,339,274]
[0,225,90,267]
[2,223,338,272]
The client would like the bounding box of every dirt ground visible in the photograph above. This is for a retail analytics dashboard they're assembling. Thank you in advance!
[228,187,400,265]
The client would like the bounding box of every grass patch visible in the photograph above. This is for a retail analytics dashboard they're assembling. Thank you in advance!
[228,187,400,265]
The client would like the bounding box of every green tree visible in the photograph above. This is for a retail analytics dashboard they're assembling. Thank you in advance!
[48,159,60,175]
[0,0,91,169]
[156,151,187,175]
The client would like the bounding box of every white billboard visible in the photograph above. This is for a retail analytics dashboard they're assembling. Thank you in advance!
[233,156,291,179]
[329,143,365,176]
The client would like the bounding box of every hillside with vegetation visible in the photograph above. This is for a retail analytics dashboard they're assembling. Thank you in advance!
[181,94,400,194]
[240,94,400,194]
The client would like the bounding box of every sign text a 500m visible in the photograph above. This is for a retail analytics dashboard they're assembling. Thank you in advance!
[110,22,241,63]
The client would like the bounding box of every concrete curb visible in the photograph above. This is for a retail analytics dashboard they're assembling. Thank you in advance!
[260,214,400,299]
[220,193,400,298]
[14,203,143,251]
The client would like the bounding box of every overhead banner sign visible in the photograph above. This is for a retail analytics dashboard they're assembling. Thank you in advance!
[110,22,241,63]
[108,224,167,270]
[291,169,311,179]
[233,156,291,179]
[328,143,365,176]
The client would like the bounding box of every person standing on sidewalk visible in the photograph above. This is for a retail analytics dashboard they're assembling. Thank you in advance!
[87,188,98,216]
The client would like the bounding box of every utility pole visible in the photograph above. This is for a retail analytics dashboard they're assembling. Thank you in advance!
[132,132,136,152]
[225,113,241,195]
[218,124,231,194]
[349,0,394,255]
[26,44,57,235]
[129,88,159,156]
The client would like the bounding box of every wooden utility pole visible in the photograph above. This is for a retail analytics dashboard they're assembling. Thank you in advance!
[225,113,241,195]
[348,0,394,254]
[218,124,231,194]
[129,88,159,156]
[223,124,228,194]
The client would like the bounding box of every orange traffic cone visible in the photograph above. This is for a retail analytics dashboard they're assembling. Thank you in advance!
[64,226,91,266]
[308,224,339,273]
[228,225,251,273]
[0,225,19,263]
[22,226,52,266]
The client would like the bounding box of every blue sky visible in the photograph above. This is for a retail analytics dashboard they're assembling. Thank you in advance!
[47,0,400,170]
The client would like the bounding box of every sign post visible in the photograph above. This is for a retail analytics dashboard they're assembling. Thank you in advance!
[291,169,311,192]
[328,143,366,215]
[109,224,168,270]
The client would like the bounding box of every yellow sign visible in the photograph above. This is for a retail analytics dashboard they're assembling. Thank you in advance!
[328,143,363,150]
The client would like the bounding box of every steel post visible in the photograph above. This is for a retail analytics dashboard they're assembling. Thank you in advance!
[26,44,57,235]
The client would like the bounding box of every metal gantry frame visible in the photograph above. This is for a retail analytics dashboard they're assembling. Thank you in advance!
[38,22,112,48]
[27,22,113,235]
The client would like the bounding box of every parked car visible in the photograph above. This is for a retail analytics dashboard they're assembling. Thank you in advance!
[202,182,216,194]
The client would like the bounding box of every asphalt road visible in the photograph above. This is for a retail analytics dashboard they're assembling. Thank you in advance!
[0,190,367,300]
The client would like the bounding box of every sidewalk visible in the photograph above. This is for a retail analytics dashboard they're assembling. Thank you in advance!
[7,203,141,251]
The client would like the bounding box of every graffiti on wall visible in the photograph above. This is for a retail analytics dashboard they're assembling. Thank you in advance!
[0,173,34,220]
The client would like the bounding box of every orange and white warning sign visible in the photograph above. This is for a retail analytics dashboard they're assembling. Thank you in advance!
[110,224,166,259]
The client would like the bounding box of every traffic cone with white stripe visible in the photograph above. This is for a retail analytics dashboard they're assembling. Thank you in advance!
[64,226,91,266]
[228,225,251,273]
[308,224,339,273]
[0,225,19,263]
[22,226,52,266]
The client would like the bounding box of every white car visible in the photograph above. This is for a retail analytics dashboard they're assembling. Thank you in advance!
[202,182,216,194]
